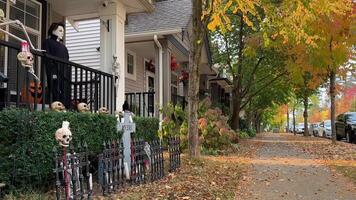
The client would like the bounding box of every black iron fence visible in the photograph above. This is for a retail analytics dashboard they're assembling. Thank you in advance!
[168,136,181,172]
[125,92,155,117]
[53,143,92,200]
[96,138,166,197]
[98,140,125,196]
[149,140,165,182]
[0,40,117,113]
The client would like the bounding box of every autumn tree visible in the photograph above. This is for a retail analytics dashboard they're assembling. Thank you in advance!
[188,0,211,157]
[263,0,355,142]
[209,1,289,131]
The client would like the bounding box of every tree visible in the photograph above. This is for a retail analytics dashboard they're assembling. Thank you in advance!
[306,0,354,143]
[188,0,209,157]
[264,0,355,142]
[210,4,288,131]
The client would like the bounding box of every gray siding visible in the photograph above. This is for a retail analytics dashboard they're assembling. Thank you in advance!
[125,49,145,93]
[65,19,101,70]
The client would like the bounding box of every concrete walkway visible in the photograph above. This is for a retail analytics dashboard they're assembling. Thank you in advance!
[244,133,355,200]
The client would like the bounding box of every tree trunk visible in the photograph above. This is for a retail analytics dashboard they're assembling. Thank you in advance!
[231,88,241,131]
[188,0,204,157]
[330,69,336,144]
[255,112,261,133]
[286,106,289,133]
[303,94,309,136]
[246,107,252,131]
[293,105,296,135]
[231,14,244,131]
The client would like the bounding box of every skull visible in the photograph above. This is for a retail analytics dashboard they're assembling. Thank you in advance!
[55,121,72,147]
[51,101,66,112]
[98,107,109,114]
[17,51,34,68]
[77,102,90,113]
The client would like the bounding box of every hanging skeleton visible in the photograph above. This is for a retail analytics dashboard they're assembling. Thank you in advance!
[0,15,44,81]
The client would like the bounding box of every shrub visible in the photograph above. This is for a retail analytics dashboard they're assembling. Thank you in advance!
[0,109,159,191]
[133,116,160,141]
[198,97,239,151]
[238,131,250,139]
[246,128,256,137]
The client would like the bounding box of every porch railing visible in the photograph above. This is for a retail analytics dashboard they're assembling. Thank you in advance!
[0,40,117,113]
[172,94,187,110]
[125,92,155,117]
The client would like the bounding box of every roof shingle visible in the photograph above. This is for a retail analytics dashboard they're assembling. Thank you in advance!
[125,0,192,35]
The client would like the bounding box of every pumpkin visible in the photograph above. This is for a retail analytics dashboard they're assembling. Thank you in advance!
[21,81,45,104]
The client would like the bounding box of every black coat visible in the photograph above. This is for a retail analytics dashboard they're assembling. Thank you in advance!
[42,35,71,107]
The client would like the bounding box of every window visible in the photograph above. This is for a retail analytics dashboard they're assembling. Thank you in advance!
[125,50,136,80]
[10,0,41,32]
[0,0,42,92]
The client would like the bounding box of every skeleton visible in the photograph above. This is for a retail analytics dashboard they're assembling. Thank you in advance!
[55,121,72,147]
[98,107,109,114]
[0,9,44,81]
[51,101,66,112]
[77,102,90,113]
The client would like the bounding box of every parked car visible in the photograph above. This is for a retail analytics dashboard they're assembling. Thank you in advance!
[318,120,332,138]
[310,123,320,137]
[335,112,356,143]
[296,123,304,134]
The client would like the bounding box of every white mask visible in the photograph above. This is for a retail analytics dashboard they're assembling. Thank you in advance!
[52,25,64,41]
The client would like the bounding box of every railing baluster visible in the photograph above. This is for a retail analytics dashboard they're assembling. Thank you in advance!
[85,70,88,105]
[98,75,102,109]
[80,68,83,103]
[106,77,110,109]
[90,72,93,111]
[16,51,20,107]
[110,77,114,114]
[74,67,78,109]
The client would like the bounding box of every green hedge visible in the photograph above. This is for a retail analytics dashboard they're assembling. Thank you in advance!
[0,109,159,191]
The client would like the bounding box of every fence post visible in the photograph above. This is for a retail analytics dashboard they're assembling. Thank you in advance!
[53,147,61,200]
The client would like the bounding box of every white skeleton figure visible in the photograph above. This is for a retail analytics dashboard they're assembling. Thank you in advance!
[77,102,90,113]
[0,11,44,80]
[55,121,72,147]
[51,101,66,112]
[98,107,109,114]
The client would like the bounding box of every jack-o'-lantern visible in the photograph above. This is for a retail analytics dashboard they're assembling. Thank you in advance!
[21,81,45,103]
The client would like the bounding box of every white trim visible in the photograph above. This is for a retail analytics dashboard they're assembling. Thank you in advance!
[125,49,136,80]
[125,29,182,40]
[144,58,155,91]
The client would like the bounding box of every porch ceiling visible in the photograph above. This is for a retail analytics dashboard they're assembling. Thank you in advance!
[126,41,156,61]
[47,0,152,18]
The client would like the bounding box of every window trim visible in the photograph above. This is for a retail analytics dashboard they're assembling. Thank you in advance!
[125,49,136,81]
[2,0,42,79]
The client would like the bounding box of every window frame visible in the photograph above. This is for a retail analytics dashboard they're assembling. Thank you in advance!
[125,49,136,80]
[1,0,42,80]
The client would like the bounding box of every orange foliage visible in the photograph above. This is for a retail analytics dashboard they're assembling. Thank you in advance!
[336,85,356,115]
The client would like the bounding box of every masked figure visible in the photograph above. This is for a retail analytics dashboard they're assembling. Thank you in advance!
[42,23,71,108]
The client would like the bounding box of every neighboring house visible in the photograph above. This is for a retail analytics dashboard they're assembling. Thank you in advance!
[207,65,232,113]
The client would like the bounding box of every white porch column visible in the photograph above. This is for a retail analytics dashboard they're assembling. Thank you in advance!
[99,1,126,111]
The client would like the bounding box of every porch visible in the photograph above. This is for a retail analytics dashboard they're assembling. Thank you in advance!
[0,39,117,112]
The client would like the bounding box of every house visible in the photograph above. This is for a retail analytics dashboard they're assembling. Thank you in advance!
[65,0,215,117]
[0,0,217,118]
[0,0,154,112]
